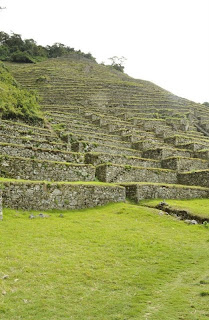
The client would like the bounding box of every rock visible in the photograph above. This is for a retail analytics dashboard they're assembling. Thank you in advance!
[39,213,49,218]
[2,275,9,280]
[185,219,198,225]
[191,220,198,225]
[39,213,44,218]
[29,214,35,219]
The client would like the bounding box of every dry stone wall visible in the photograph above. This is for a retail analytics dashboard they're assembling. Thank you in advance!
[0,189,2,220]
[178,170,209,188]
[0,144,84,163]
[85,152,161,168]
[2,182,126,210]
[123,183,209,201]
[0,156,95,181]
[161,157,209,172]
[0,135,70,151]
[96,164,177,184]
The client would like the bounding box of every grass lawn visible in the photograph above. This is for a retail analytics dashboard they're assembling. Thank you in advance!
[1,202,209,319]
[141,198,209,219]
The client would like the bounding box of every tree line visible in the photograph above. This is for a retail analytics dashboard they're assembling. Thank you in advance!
[0,31,96,63]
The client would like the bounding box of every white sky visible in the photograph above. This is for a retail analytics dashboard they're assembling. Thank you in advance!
[0,0,209,103]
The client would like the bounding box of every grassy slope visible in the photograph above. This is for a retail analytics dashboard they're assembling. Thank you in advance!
[1,202,209,320]
[0,62,43,123]
[6,57,197,108]
[141,198,209,219]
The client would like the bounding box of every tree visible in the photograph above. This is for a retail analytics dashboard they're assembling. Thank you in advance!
[0,1,6,10]
[203,102,209,107]
[108,56,127,72]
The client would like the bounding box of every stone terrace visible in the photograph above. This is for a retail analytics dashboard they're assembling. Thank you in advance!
[1,57,209,209]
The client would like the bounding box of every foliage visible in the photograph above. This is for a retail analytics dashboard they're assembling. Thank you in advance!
[203,102,209,107]
[108,56,127,72]
[0,62,43,122]
[0,31,96,63]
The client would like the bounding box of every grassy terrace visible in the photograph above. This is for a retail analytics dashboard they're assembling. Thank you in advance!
[1,201,209,319]
[141,198,209,220]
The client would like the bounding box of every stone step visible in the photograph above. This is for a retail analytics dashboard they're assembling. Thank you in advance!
[161,156,209,172]
[0,155,95,182]
[85,152,161,168]
[1,179,125,210]
[121,182,209,201]
[0,142,84,163]
[96,164,176,184]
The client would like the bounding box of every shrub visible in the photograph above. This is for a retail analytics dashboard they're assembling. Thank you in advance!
[11,51,35,63]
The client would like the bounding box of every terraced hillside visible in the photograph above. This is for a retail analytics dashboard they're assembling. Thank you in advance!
[2,56,209,210]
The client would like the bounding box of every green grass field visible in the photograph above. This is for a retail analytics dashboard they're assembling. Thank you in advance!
[1,201,209,320]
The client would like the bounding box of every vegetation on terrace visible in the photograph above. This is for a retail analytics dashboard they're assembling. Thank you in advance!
[0,62,43,123]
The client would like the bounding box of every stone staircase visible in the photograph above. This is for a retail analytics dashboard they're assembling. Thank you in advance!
[1,57,209,210]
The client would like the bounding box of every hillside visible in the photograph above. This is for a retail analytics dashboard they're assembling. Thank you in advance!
[1,54,209,320]
[0,55,209,210]
[0,62,43,123]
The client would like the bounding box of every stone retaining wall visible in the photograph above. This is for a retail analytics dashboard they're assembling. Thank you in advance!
[1,121,54,135]
[143,148,192,160]
[177,143,209,152]
[0,126,56,142]
[0,156,95,181]
[85,152,160,168]
[0,135,70,151]
[161,157,209,172]
[178,170,209,188]
[0,189,2,220]
[96,164,177,184]
[123,183,209,201]
[0,143,84,163]
[2,182,126,210]
[71,141,142,157]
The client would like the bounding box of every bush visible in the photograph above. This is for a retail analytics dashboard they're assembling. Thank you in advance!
[0,62,44,123]
[11,51,35,63]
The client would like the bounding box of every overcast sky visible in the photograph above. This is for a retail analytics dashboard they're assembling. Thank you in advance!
[0,0,209,103]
